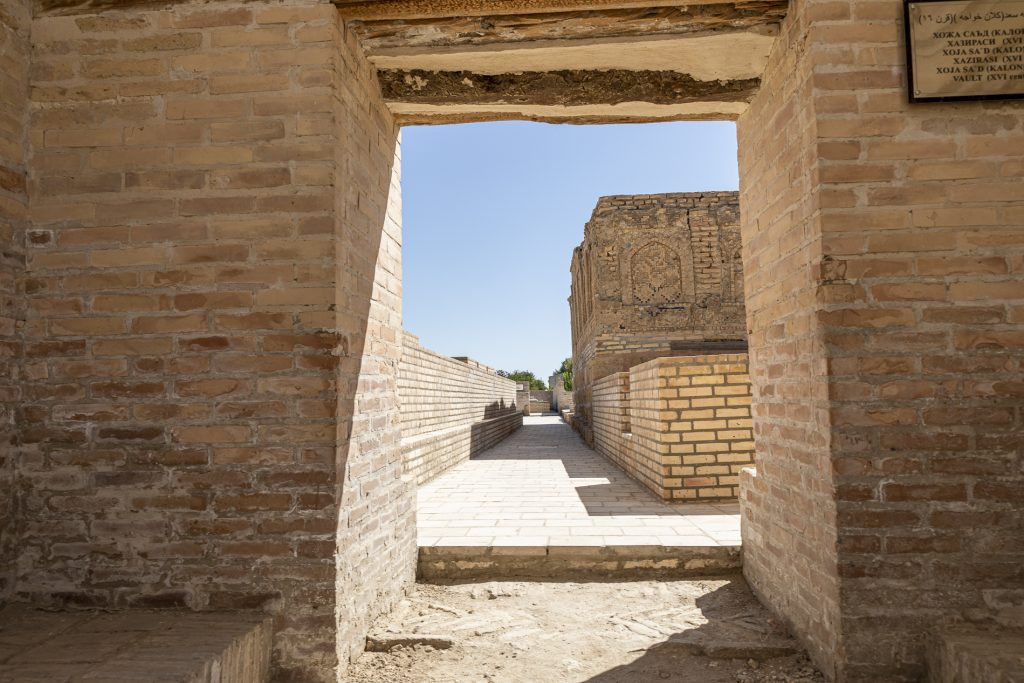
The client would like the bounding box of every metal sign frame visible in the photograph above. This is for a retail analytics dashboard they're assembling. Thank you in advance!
[905,0,1024,103]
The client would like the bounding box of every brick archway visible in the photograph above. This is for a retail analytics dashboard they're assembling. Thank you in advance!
[2,1,1022,681]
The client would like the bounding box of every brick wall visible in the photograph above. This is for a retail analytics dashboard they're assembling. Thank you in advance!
[0,0,30,602]
[592,355,754,502]
[815,0,1024,676]
[16,3,418,680]
[514,383,530,415]
[398,333,521,485]
[528,390,552,414]
[738,0,1024,679]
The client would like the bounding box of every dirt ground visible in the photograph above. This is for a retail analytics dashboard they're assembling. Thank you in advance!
[344,578,825,683]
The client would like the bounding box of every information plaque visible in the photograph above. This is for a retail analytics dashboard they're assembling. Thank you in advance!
[905,0,1024,102]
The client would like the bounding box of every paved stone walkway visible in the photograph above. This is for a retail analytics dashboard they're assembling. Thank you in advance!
[418,414,741,548]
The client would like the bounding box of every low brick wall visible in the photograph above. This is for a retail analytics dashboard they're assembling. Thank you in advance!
[529,390,553,414]
[591,354,754,501]
[398,334,521,484]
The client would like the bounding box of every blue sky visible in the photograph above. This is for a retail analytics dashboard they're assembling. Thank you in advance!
[401,120,739,383]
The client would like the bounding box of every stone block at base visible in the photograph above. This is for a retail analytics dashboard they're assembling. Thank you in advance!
[0,607,272,683]
[929,628,1024,683]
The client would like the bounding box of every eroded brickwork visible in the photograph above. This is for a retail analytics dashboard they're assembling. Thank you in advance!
[570,192,746,444]
[398,333,521,485]
[0,0,30,602]
[592,354,753,501]
[738,0,1024,679]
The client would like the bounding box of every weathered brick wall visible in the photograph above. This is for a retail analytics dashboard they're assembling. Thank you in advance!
[22,5,344,678]
[738,0,1024,679]
[814,1,1024,677]
[15,3,418,680]
[0,0,30,602]
[570,192,746,442]
[514,382,531,415]
[592,355,754,502]
[398,333,521,484]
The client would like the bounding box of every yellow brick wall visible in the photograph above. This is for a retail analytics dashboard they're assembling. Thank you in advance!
[592,354,754,502]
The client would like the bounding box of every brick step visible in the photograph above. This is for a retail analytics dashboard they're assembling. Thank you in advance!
[0,607,272,683]
[929,628,1024,683]
[418,544,741,582]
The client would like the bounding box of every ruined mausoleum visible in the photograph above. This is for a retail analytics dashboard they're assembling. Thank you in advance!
[570,192,747,442]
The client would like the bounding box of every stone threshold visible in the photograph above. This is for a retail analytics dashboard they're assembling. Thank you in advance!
[418,543,741,581]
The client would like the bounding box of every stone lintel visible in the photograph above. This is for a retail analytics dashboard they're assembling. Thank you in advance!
[379,69,759,109]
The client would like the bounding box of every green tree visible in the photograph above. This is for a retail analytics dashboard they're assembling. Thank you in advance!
[553,357,573,391]
[497,370,547,391]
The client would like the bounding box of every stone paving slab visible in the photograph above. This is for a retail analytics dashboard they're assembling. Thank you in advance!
[0,607,272,683]
[417,414,742,575]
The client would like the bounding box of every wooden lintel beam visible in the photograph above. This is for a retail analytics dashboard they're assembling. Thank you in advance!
[378,68,759,106]
[335,0,742,20]
[350,3,787,54]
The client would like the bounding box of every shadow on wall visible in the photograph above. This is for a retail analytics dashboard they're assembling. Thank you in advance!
[482,398,514,420]
[580,579,804,682]
[468,399,524,460]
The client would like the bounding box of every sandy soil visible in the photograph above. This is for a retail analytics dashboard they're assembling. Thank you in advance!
[344,579,825,683]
